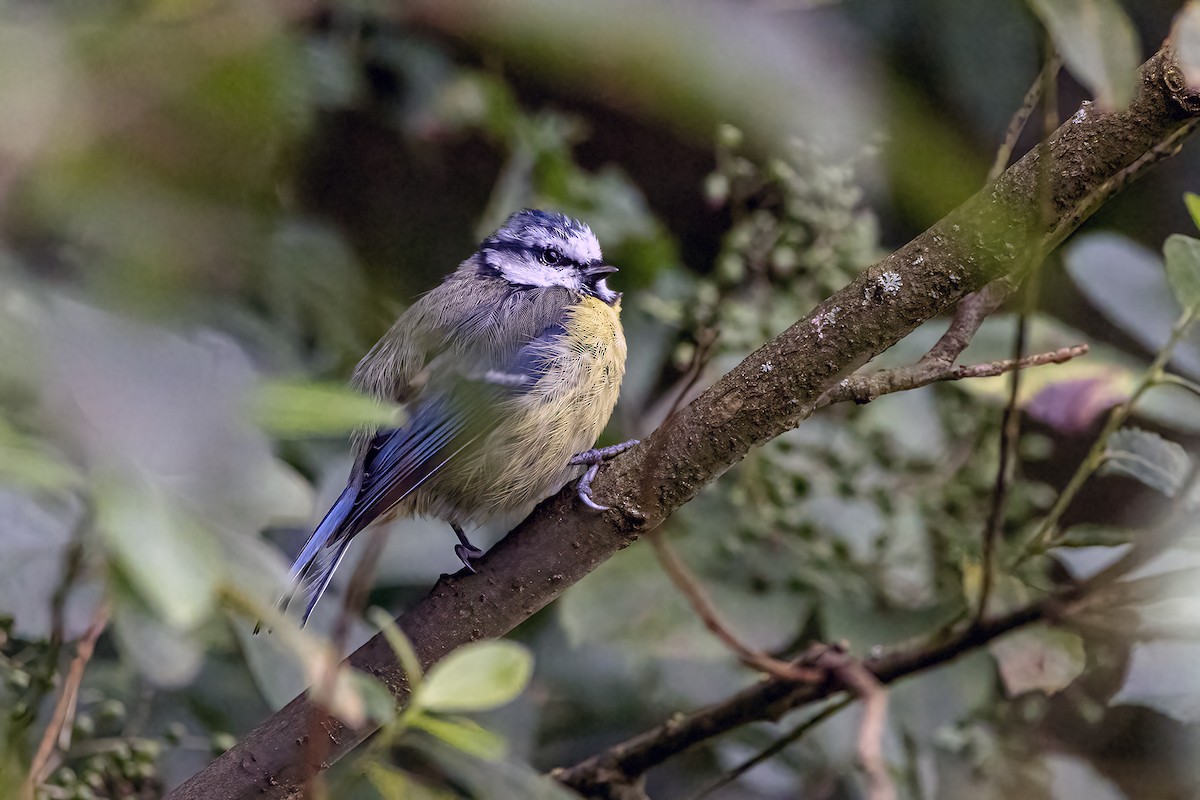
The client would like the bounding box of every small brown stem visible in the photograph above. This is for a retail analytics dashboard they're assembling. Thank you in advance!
[648,531,821,682]
[691,696,853,800]
[22,601,110,798]
[816,344,1088,409]
[652,533,895,798]
[988,56,1063,182]
[817,651,895,800]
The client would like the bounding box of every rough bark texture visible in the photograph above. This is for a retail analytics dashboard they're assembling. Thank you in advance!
[166,48,1200,800]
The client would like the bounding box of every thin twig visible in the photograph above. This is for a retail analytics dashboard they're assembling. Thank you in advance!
[816,345,1088,409]
[691,696,853,800]
[976,312,1027,623]
[22,601,110,798]
[647,531,821,683]
[665,328,719,422]
[651,535,896,797]
[979,43,1058,623]
[817,651,895,800]
[988,56,1063,182]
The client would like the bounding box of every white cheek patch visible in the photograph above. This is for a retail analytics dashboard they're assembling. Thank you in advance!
[593,278,619,304]
[498,261,583,291]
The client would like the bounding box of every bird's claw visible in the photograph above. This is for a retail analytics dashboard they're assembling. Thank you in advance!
[570,438,640,512]
[454,543,484,573]
[569,439,640,467]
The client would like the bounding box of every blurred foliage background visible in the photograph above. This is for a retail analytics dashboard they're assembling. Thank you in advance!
[5,0,1200,798]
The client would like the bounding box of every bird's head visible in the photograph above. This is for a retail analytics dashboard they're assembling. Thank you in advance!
[477,209,620,305]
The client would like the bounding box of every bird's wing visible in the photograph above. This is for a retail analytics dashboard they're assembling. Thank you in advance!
[284,285,573,624]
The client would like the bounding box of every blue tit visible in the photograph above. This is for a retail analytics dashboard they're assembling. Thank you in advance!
[277,209,635,626]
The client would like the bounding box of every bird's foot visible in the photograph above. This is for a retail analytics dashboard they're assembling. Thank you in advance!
[569,439,640,512]
[454,543,484,573]
[451,523,484,573]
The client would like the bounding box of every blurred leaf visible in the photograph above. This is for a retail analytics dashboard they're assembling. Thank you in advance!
[1046,755,1126,800]
[885,78,988,222]
[0,418,81,491]
[1062,233,1200,376]
[988,625,1086,696]
[1165,234,1200,313]
[368,606,424,688]
[348,670,398,724]
[1027,0,1139,111]
[402,732,583,800]
[414,641,533,713]
[111,593,204,687]
[1101,427,1191,497]
[250,379,402,438]
[235,612,310,711]
[39,300,315,531]
[0,488,96,639]
[1174,3,1200,90]
[559,539,807,661]
[232,586,373,728]
[1050,545,1130,582]
[413,0,875,157]
[97,484,221,629]
[263,220,370,358]
[365,764,449,800]
[305,657,368,729]
[1111,641,1200,722]
[0,16,79,183]
[1025,377,1121,435]
[1056,524,1135,548]
[1186,191,1200,232]
[410,714,507,761]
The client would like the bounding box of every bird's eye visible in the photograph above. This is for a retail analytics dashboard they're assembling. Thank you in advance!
[540,248,562,266]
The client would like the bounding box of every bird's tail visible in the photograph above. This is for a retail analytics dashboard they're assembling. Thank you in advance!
[255,478,360,632]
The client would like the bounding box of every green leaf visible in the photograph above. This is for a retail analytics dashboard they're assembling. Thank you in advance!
[1027,0,1139,111]
[347,670,398,724]
[414,641,533,713]
[97,483,220,629]
[1063,234,1198,372]
[1056,524,1134,548]
[410,714,507,761]
[249,379,403,438]
[0,420,81,492]
[111,592,204,687]
[1186,192,1200,233]
[1101,427,1191,497]
[0,487,94,639]
[368,607,424,688]
[403,733,583,800]
[1165,234,1200,312]
[364,764,448,800]
[988,625,1086,696]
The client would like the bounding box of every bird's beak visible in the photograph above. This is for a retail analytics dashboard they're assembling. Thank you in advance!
[584,264,619,277]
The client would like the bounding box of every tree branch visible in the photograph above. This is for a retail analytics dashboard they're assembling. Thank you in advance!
[165,47,1200,800]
